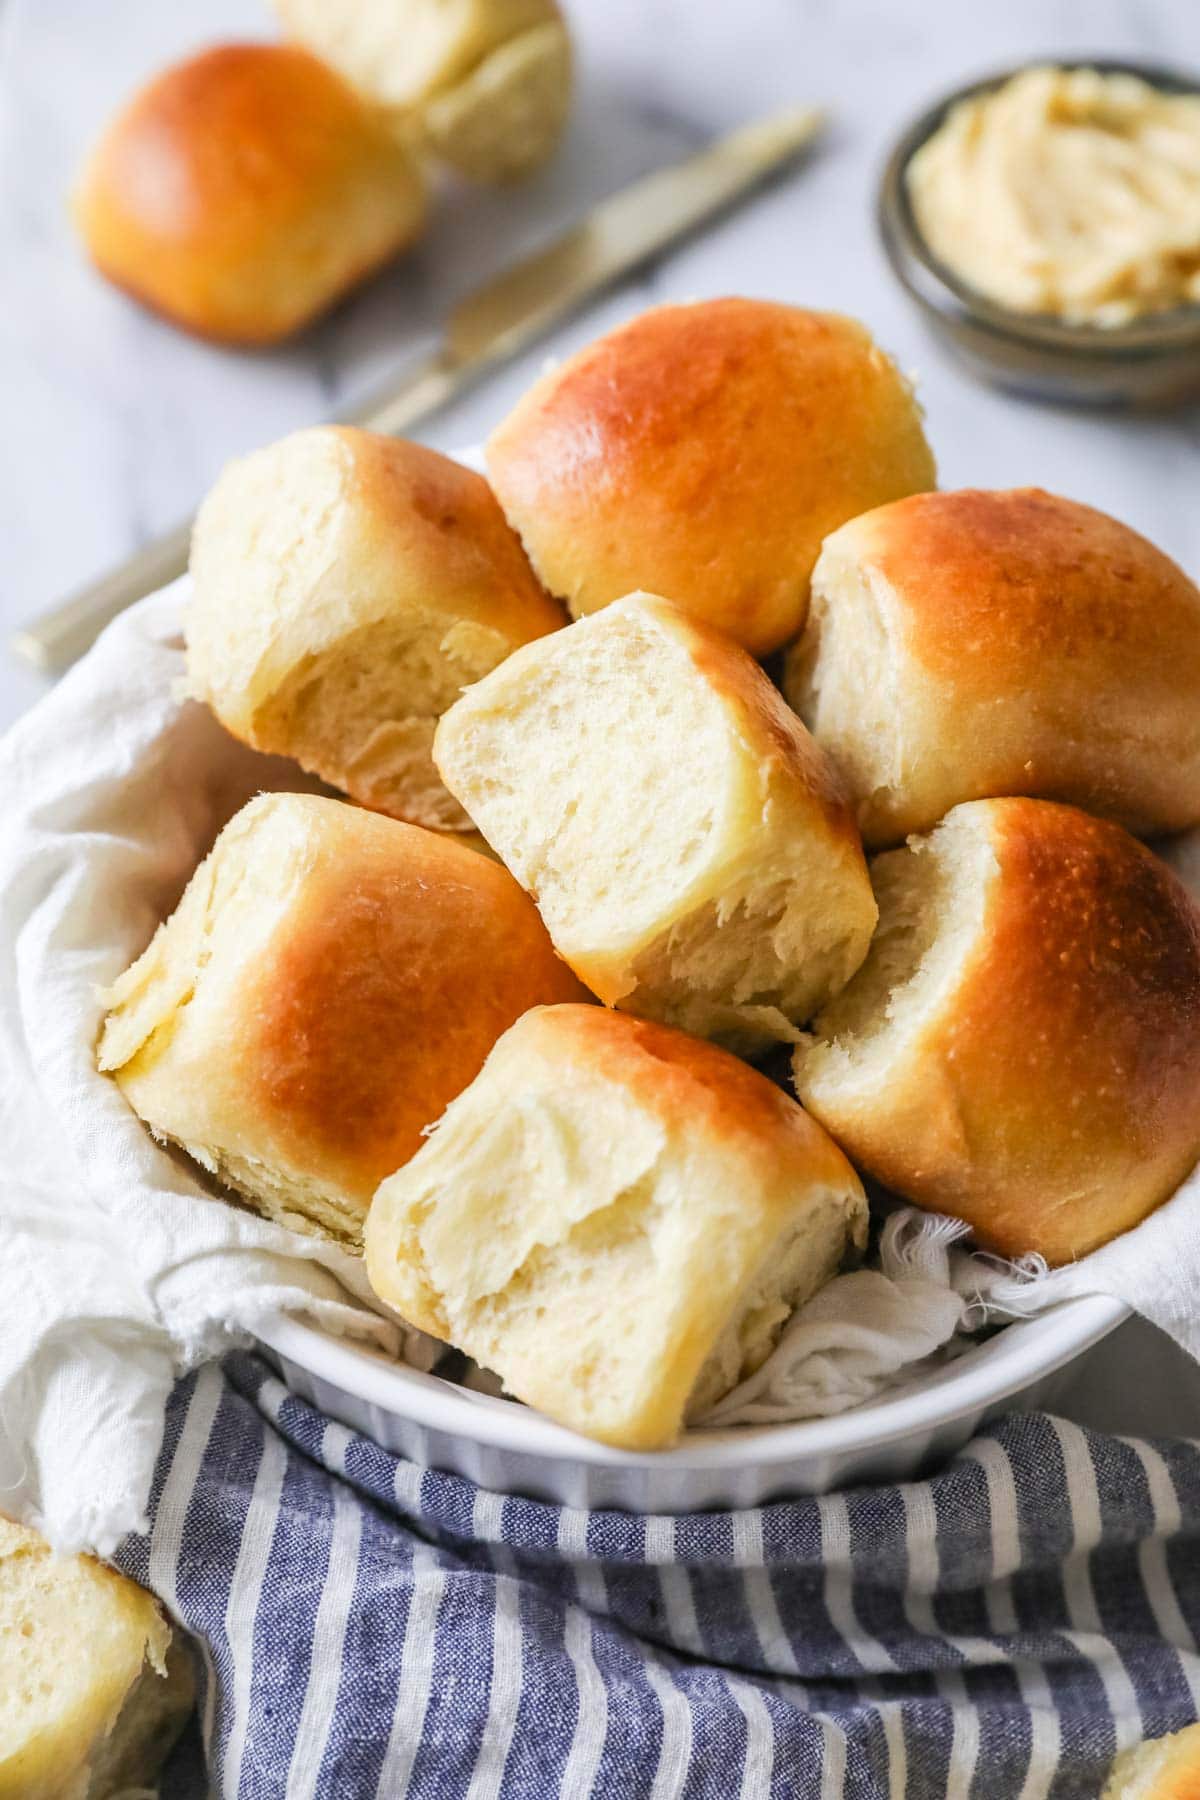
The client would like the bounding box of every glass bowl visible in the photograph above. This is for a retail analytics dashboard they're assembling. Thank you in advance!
[878,60,1200,408]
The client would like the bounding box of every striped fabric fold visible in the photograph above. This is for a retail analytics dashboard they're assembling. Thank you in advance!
[119,1353,1200,1799]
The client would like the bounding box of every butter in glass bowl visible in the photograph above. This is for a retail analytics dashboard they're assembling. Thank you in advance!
[878,61,1200,407]
[907,65,1200,328]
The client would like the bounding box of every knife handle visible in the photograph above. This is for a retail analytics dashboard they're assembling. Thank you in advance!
[10,519,195,675]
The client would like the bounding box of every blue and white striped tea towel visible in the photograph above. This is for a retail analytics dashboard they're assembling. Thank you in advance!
[123,1352,1200,1799]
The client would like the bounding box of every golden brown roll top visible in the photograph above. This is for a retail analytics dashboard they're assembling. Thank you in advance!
[187,427,565,831]
[794,798,1200,1264]
[73,45,427,344]
[786,486,1200,846]
[0,1517,193,1800]
[97,794,589,1243]
[485,298,937,657]
[433,592,877,1054]
[366,1005,868,1449]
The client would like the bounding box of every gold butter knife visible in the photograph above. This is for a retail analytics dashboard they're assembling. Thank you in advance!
[12,106,824,674]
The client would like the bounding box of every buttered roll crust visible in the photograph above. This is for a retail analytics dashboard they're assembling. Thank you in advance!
[486,298,936,657]
[785,487,1200,846]
[795,799,1200,1264]
[98,794,588,1243]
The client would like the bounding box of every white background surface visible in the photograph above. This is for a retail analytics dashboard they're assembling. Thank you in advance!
[1,0,1199,1429]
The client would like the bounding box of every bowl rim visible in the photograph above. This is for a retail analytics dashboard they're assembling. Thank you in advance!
[878,56,1200,357]
[257,1290,1129,1479]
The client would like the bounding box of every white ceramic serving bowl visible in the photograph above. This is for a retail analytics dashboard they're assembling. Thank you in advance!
[258,1292,1127,1511]
[251,446,1130,1508]
[14,572,1135,1522]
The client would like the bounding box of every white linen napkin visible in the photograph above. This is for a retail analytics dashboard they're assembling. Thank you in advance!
[1,582,1197,1553]
[0,586,405,1553]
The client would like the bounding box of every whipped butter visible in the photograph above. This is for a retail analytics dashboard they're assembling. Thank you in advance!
[907,66,1200,326]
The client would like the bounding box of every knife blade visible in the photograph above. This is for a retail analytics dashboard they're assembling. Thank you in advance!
[12,105,824,674]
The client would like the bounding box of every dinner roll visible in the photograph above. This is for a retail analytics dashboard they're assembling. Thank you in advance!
[97,794,588,1243]
[73,45,427,345]
[784,487,1200,847]
[366,1005,868,1449]
[1104,1722,1200,1797]
[273,0,572,181]
[794,799,1200,1264]
[0,1516,193,1800]
[433,593,877,1054]
[420,19,571,181]
[485,299,936,656]
[187,428,565,832]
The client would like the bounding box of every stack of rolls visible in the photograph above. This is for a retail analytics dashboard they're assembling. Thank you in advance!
[99,296,1200,1450]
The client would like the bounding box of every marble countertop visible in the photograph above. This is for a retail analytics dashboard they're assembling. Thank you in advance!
[2,0,1200,1430]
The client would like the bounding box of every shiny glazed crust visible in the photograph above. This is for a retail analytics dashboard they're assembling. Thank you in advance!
[73,45,427,344]
[98,794,589,1240]
[796,799,1200,1264]
[787,487,1200,844]
[485,298,936,657]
